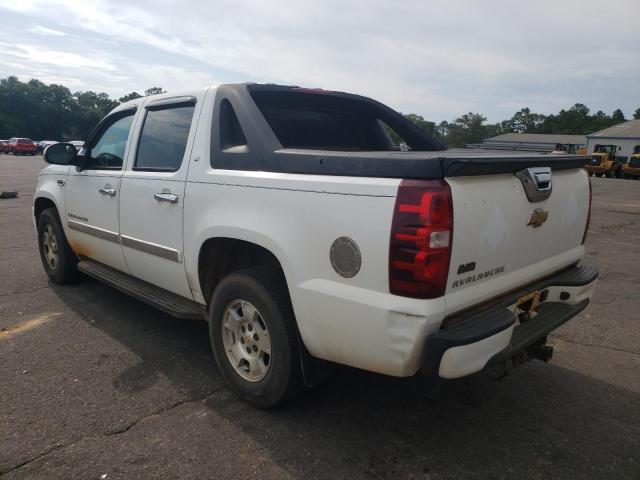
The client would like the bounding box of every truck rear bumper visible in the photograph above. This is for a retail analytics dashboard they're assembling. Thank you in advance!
[422,264,598,379]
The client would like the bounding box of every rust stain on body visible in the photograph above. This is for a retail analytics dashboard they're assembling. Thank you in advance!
[68,239,91,258]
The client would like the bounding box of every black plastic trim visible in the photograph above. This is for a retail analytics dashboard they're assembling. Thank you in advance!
[443,265,598,328]
[77,259,205,320]
[146,96,197,110]
[208,84,591,179]
[422,307,515,377]
[422,264,598,377]
[488,299,590,365]
[441,155,589,177]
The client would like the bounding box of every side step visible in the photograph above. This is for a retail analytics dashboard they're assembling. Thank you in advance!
[77,259,206,320]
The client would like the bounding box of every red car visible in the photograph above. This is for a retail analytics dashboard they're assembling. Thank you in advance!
[8,138,37,155]
[0,140,9,153]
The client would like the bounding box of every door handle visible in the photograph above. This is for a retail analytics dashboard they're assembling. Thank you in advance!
[154,192,179,204]
[98,186,116,196]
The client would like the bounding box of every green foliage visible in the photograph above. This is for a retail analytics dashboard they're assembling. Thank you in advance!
[0,76,634,147]
[404,102,631,148]
[0,77,167,140]
[144,87,165,96]
[119,91,143,103]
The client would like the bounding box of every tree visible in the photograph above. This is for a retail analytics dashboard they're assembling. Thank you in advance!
[434,121,449,143]
[634,108,640,120]
[119,91,143,103]
[612,109,625,122]
[446,112,491,147]
[507,108,545,133]
[404,113,436,137]
[144,87,166,96]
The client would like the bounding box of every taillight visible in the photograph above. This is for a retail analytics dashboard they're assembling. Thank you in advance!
[581,176,592,245]
[389,179,453,298]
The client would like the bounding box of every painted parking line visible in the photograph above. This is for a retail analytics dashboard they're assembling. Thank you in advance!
[1,312,63,339]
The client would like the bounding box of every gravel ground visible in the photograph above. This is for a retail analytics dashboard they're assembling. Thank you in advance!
[1,154,639,479]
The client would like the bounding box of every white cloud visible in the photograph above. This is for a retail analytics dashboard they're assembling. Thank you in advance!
[0,0,638,120]
[29,25,66,36]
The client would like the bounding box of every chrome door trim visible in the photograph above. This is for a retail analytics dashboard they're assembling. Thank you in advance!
[120,235,182,263]
[67,220,120,243]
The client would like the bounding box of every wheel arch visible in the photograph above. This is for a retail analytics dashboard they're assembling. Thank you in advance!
[195,234,330,387]
[34,195,58,220]
[196,236,290,309]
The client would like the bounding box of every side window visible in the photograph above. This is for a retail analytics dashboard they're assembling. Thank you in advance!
[135,104,195,172]
[86,112,135,170]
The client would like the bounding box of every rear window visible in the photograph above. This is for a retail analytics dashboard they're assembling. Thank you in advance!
[250,90,429,151]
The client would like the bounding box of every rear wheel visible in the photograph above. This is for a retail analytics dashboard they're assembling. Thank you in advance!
[37,208,78,283]
[208,267,302,408]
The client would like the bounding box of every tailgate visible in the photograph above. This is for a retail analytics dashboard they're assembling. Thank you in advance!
[444,163,590,315]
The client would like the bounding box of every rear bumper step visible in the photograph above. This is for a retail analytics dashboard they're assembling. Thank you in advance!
[422,264,598,379]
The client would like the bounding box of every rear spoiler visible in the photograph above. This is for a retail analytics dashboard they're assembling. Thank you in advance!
[272,150,589,179]
[441,155,589,177]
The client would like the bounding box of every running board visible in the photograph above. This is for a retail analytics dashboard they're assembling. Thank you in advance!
[77,259,206,320]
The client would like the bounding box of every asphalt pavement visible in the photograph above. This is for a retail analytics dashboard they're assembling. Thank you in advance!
[1,154,639,479]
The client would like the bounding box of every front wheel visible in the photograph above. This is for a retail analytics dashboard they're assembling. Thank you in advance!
[208,267,302,408]
[37,208,78,283]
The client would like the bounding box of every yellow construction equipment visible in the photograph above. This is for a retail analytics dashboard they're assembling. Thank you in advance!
[584,144,620,178]
[552,143,586,155]
[622,145,640,180]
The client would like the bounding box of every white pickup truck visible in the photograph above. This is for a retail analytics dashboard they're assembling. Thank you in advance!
[34,84,597,407]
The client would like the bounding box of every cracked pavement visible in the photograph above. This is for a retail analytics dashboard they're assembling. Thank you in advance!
[1,154,639,479]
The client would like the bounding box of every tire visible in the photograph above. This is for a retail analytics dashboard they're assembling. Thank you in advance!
[37,208,78,283]
[208,267,302,408]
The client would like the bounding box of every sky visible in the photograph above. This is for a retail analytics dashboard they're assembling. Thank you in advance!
[0,0,638,123]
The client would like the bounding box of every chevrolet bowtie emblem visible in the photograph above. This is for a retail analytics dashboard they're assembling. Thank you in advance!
[527,208,549,228]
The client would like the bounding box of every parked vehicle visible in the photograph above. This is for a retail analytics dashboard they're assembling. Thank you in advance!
[37,140,59,155]
[551,143,586,155]
[0,140,9,153]
[8,137,37,155]
[584,144,620,178]
[34,84,597,407]
[622,145,640,179]
[70,140,84,152]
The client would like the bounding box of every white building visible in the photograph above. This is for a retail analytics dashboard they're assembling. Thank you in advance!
[469,133,586,153]
[586,119,640,158]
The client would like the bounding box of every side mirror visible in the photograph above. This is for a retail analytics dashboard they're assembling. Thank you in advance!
[44,143,78,166]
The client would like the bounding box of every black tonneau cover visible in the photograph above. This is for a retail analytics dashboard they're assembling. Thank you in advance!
[211,84,588,179]
[272,149,588,179]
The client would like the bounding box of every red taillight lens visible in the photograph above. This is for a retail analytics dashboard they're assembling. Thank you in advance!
[581,176,592,245]
[389,179,453,298]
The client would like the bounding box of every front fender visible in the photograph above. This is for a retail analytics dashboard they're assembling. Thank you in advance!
[34,166,69,234]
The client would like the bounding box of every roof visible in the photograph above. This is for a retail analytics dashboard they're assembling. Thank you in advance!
[587,119,640,139]
[483,133,586,145]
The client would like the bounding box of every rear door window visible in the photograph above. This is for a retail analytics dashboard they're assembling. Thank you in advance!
[135,104,195,172]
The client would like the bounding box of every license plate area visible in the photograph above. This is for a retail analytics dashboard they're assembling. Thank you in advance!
[513,290,541,324]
